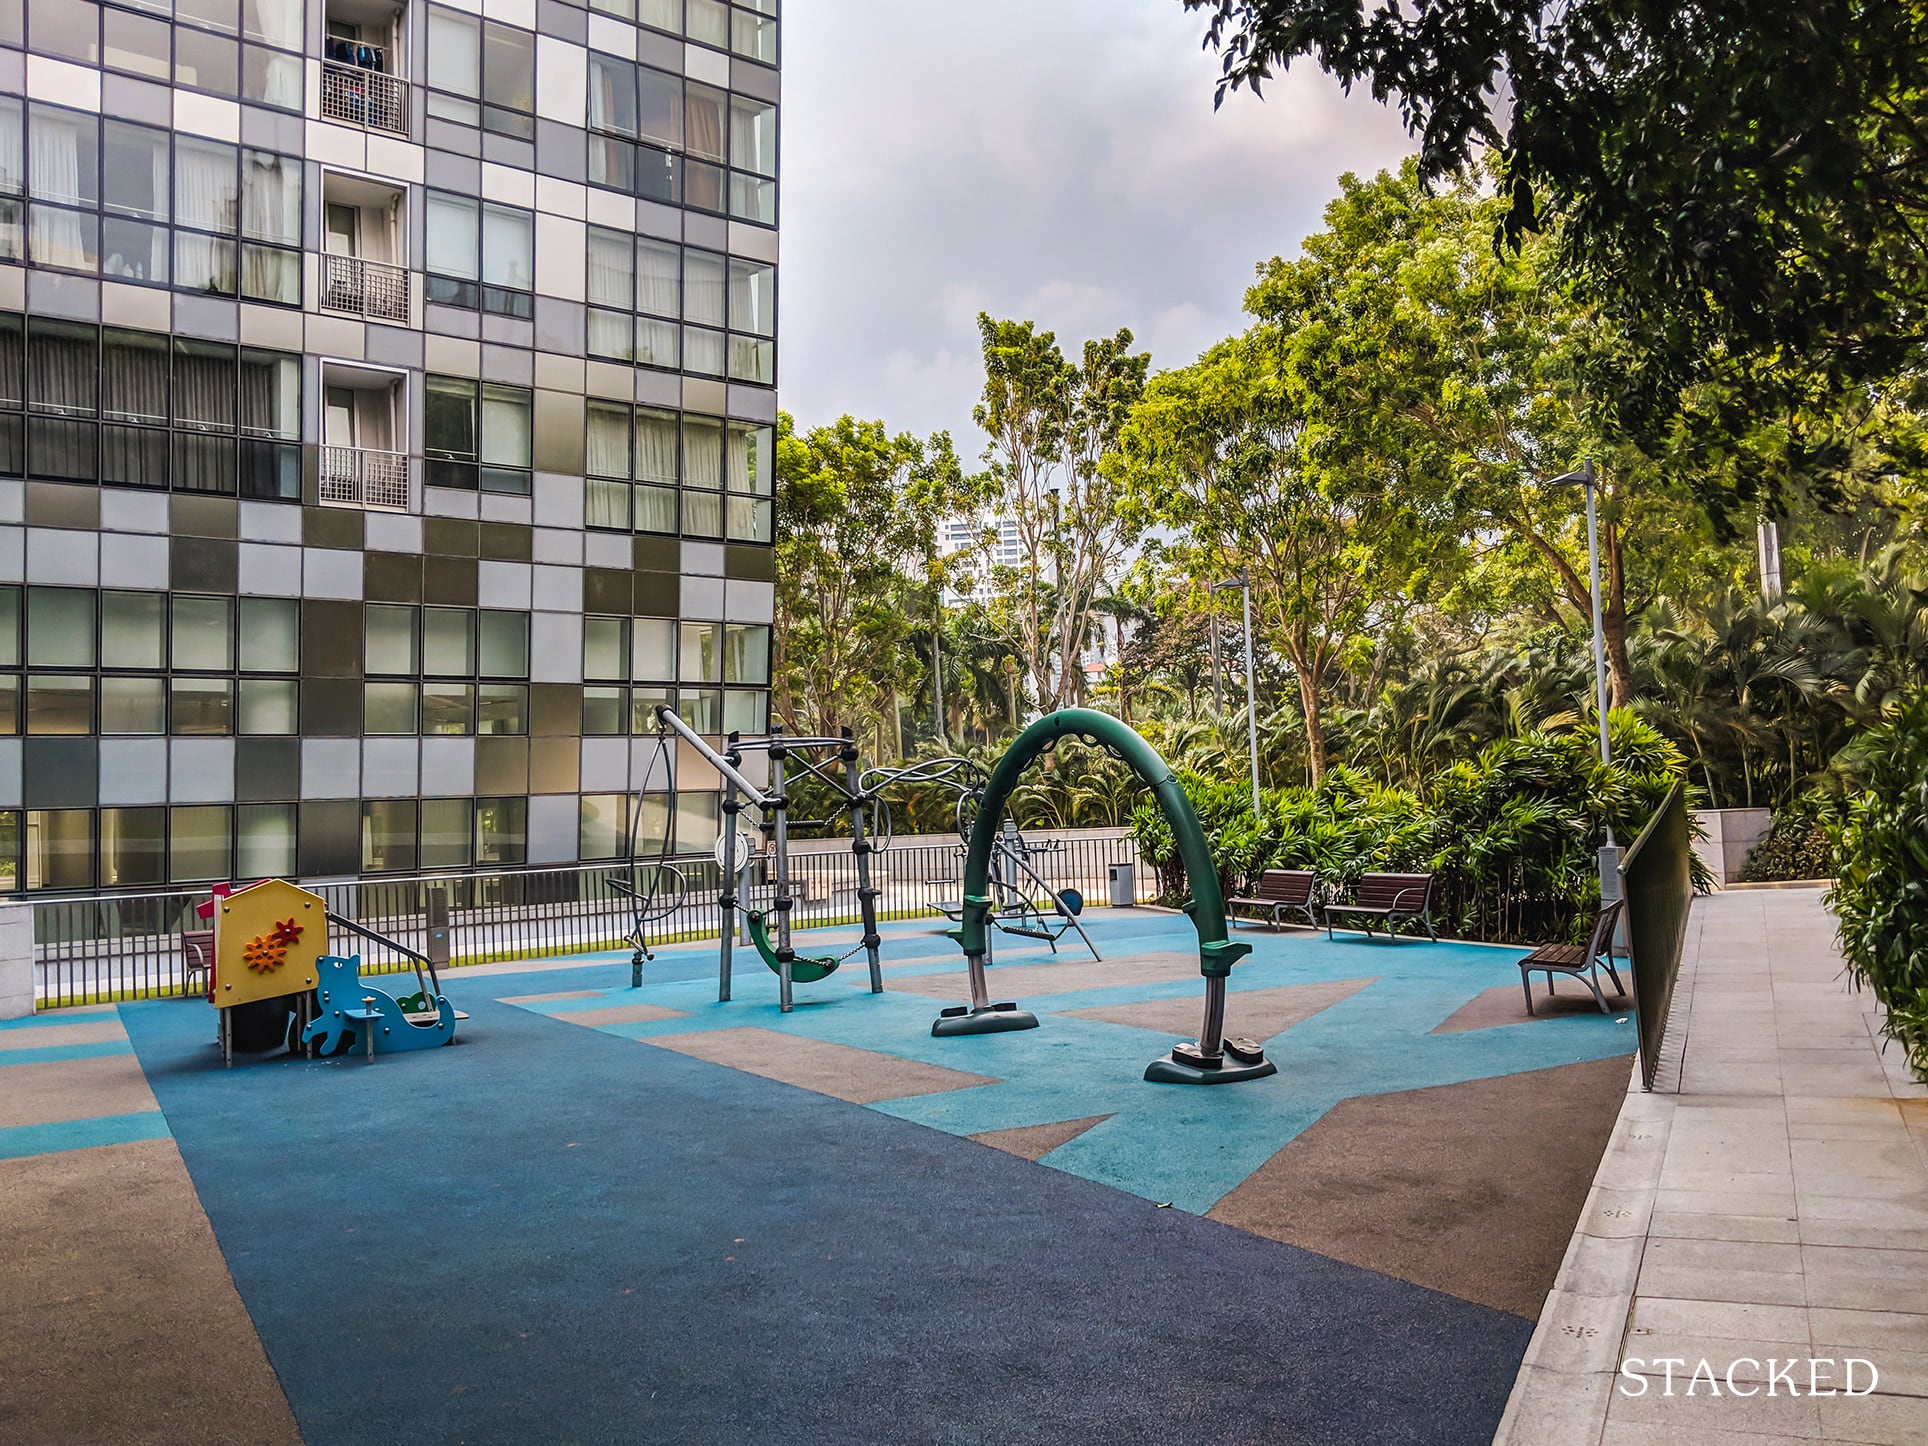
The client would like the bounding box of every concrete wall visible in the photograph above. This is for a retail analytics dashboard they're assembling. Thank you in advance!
[0,902,32,1018]
[1692,808,1774,886]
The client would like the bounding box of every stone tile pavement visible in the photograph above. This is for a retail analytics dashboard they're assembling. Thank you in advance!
[1494,886,1928,1445]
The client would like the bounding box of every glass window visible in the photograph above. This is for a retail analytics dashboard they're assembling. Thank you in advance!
[238,349,300,439]
[175,26,239,96]
[170,805,231,883]
[729,258,775,337]
[244,0,302,49]
[476,682,527,734]
[481,203,533,312]
[638,64,683,148]
[423,608,475,675]
[28,321,98,418]
[733,4,777,64]
[420,798,472,869]
[729,95,777,177]
[582,685,626,735]
[579,793,629,861]
[425,375,477,464]
[174,135,238,234]
[426,190,479,285]
[172,595,233,671]
[179,0,240,36]
[583,616,627,679]
[633,619,675,679]
[29,105,98,207]
[674,686,720,734]
[102,121,170,222]
[27,587,94,667]
[686,0,727,47]
[723,688,768,735]
[630,683,672,735]
[685,83,726,161]
[365,604,417,674]
[680,622,720,682]
[421,681,473,735]
[478,384,532,492]
[235,802,295,879]
[102,591,165,669]
[24,674,90,733]
[0,587,17,667]
[237,676,297,734]
[481,22,535,137]
[364,681,417,734]
[723,624,770,684]
[588,53,637,137]
[100,806,166,887]
[0,807,14,890]
[174,338,237,432]
[475,795,527,866]
[361,799,417,872]
[102,329,169,426]
[239,597,298,671]
[479,611,529,678]
[427,6,481,121]
[636,408,679,485]
[25,808,93,890]
[170,676,233,734]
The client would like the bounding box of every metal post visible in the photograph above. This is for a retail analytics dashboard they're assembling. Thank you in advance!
[1757,518,1783,601]
[769,723,793,1013]
[1240,577,1261,816]
[1196,974,1227,1065]
[717,737,741,1003]
[843,732,884,995]
[1582,463,1611,773]
[1209,609,1222,712]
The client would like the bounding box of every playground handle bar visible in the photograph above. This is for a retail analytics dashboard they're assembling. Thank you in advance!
[655,706,773,806]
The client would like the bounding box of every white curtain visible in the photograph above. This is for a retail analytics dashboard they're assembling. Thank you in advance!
[103,332,169,424]
[685,84,726,161]
[685,0,728,49]
[427,9,481,98]
[0,98,23,196]
[729,96,776,176]
[30,322,98,415]
[479,387,531,466]
[426,192,479,279]
[481,204,531,290]
[635,318,677,369]
[175,137,238,294]
[637,239,680,316]
[586,403,630,478]
[727,258,772,335]
[243,0,302,50]
[724,421,750,492]
[241,151,300,302]
[174,341,235,431]
[637,0,679,33]
[29,106,91,206]
[249,49,303,111]
[635,408,678,483]
[683,417,722,489]
[683,249,724,325]
[587,227,633,307]
[238,351,297,438]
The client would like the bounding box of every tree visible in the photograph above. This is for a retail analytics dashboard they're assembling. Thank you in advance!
[774,413,962,756]
[1180,1,1928,521]
[1120,330,1435,782]
[972,315,1150,714]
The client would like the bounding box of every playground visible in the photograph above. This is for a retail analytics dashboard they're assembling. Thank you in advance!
[1,905,1636,1444]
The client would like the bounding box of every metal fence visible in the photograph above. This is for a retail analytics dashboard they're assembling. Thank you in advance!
[28,830,1149,1008]
[1621,784,1696,1091]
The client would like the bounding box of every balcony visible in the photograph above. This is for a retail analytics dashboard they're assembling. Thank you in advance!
[322,252,409,323]
[320,58,410,136]
[320,445,409,510]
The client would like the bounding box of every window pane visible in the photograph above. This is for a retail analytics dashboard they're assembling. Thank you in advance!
[478,611,529,677]
[587,227,633,308]
[238,350,300,439]
[421,681,473,735]
[101,807,166,887]
[638,239,681,317]
[171,677,233,734]
[242,45,302,110]
[426,192,479,280]
[481,205,532,291]
[674,686,720,733]
[578,793,628,861]
[635,484,677,534]
[427,7,481,99]
[632,619,674,679]
[175,26,239,96]
[474,795,527,866]
[30,106,98,206]
[583,616,626,679]
[28,587,94,667]
[723,688,768,735]
[476,682,526,734]
[729,95,777,176]
[241,150,301,245]
[585,476,629,530]
[686,0,727,48]
[582,685,626,735]
[422,608,475,675]
[102,120,169,220]
[175,230,237,296]
[365,604,418,674]
[683,416,723,488]
[684,248,725,326]
[674,791,720,854]
[420,798,472,869]
[728,258,774,337]
[680,621,720,681]
[100,591,164,669]
[170,805,231,882]
[239,596,298,670]
[636,408,678,484]
[361,799,416,872]
[28,320,98,417]
[588,53,636,136]
[586,402,631,479]
[102,329,169,426]
[244,0,302,49]
[171,595,232,670]
[424,376,477,460]
[0,587,17,667]
[237,676,297,733]
[235,802,295,879]
[179,0,240,36]
[723,624,769,684]
[638,65,682,148]
[175,339,237,432]
[725,421,773,493]
[176,135,239,233]
[630,683,671,734]
[479,385,531,466]
[685,83,726,160]
[365,680,418,734]
[482,22,535,112]
[26,675,93,733]
[104,674,170,733]
[26,808,93,890]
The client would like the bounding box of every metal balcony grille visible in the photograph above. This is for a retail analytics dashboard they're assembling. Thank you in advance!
[320,60,410,135]
[320,445,410,510]
[322,252,410,323]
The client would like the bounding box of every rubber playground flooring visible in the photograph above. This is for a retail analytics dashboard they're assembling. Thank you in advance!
[2,908,1636,1445]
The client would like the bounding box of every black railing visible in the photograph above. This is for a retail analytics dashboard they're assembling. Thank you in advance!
[25,830,1148,1008]
[1620,784,1696,1091]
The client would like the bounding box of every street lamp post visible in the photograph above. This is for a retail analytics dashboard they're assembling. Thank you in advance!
[1215,573,1261,815]
[1548,459,1622,924]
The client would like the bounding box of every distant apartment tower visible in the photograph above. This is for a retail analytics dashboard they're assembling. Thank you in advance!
[0,0,780,892]
[938,512,1022,603]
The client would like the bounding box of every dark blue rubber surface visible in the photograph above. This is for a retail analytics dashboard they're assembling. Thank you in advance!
[124,982,1531,1445]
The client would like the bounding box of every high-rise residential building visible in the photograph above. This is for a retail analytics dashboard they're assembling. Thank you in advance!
[0,0,779,893]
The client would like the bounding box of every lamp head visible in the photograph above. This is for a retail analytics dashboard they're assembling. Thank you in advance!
[1546,458,1598,490]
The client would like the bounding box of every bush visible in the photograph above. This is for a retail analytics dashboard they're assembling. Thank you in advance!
[1829,692,1928,1082]
[1739,795,1841,882]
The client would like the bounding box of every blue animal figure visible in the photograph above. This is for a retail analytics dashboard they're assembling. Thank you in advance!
[302,954,456,1056]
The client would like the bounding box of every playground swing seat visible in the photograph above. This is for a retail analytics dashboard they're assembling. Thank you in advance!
[742,909,870,985]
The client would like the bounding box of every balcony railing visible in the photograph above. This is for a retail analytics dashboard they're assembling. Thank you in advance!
[320,59,409,135]
[322,252,410,323]
[320,444,410,510]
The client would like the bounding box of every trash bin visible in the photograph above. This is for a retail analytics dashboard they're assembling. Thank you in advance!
[1108,862,1136,908]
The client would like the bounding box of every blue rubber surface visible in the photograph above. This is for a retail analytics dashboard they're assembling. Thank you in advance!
[123,976,1534,1445]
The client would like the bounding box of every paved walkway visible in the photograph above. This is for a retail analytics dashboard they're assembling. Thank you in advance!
[1497,886,1928,1444]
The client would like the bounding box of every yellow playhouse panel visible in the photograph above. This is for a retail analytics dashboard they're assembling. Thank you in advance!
[214,879,328,1009]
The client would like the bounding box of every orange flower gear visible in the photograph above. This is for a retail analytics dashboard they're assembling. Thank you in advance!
[242,931,289,973]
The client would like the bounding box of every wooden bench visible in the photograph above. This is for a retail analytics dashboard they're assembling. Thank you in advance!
[1228,869,1320,931]
[1323,872,1437,944]
[1520,899,1626,1014]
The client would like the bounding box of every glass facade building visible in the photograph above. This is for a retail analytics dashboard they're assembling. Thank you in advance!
[0,0,778,892]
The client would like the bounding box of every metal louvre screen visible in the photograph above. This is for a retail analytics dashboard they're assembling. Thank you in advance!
[1619,783,1694,1091]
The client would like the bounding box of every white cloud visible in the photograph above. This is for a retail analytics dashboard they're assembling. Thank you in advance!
[778,0,1415,456]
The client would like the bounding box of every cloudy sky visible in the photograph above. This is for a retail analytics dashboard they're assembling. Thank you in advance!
[777,0,1417,452]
